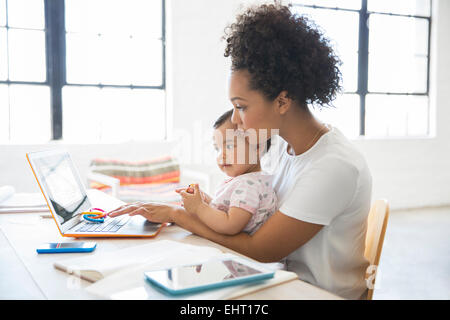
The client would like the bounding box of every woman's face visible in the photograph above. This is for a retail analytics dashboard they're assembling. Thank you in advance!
[228,69,280,137]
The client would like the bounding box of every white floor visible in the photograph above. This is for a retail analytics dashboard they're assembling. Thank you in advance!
[372,206,450,300]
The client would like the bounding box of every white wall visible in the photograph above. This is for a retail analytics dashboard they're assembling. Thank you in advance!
[0,0,449,210]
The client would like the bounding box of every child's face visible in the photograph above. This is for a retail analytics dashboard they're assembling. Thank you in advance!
[213,119,258,177]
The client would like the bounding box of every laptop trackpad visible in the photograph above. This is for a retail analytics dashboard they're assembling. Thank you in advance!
[118,215,162,234]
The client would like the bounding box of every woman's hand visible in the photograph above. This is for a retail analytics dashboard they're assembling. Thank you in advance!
[178,184,205,214]
[107,201,177,223]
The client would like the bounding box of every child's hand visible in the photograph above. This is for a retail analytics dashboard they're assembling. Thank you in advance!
[176,184,212,204]
[179,184,205,214]
[175,185,194,194]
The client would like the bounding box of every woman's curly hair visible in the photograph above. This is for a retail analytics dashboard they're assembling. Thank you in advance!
[223,3,342,109]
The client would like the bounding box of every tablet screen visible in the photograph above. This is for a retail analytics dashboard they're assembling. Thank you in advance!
[147,259,264,291]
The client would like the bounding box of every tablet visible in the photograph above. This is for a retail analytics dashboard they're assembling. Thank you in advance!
[144,255,275,295]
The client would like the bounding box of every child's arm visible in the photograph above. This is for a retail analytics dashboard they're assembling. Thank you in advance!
[180,184,251,235]
[196,204,252,235]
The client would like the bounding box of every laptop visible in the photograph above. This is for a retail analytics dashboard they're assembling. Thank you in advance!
[26,149,168,238]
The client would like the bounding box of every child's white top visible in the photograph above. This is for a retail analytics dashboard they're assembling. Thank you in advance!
[264,125,372,300]
[210,171,278,235]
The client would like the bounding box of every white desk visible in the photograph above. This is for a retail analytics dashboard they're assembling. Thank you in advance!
[0,204,341,300]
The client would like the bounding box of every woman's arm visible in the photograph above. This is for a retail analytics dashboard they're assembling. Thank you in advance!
[108,201,322,263]
[170,206,323,263]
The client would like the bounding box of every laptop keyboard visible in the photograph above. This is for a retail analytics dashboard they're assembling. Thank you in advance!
[74,215,131,233]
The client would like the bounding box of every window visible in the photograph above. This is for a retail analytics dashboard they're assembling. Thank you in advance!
[292,0,431,138]
[0,0,166,143]
[0,0,49,143]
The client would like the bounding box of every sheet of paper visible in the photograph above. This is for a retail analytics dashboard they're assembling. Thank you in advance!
[0,186,15,204]
[55,240,223,282]
[0,192,47,208]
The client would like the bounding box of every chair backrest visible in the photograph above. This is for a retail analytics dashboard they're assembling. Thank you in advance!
[364,199,390,300]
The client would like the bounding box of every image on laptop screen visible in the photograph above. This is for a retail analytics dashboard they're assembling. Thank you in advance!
[33,152,91,225]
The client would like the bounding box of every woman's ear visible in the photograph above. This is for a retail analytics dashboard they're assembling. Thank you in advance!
[276,91,291,115]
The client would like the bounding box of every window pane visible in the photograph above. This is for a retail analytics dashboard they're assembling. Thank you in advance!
[340,52,358,93]
[8,85,51,143]
[0,85,9,142]
[63,86,165,142]
[66,33,131,85]
[365,94,429,137]
[0,27,7,80]
[65,33,101,84]
[62,86,101,140]
[292,0,361,10]
[292,7,359,92]
[0,0,6,27]
[66,33,162,86]
[7,0,45,29]
[98,34,133,85]
[129,36,163,86]
[65,0,162,37]
[8,29,46,82]
[368,0,431,16]
[368,15,429,93]
[311,93,360,138]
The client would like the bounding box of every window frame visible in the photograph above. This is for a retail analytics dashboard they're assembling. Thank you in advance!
[292,0,432,136]
[0,0,166,141]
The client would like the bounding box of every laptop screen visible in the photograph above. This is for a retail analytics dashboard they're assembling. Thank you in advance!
[32,151,91,226]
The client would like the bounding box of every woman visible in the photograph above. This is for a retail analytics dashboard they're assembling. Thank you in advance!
[109,4,372,300]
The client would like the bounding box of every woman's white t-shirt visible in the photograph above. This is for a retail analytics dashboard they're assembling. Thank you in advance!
[263,125,372,300]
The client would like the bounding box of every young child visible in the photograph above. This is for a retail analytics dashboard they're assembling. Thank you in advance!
[177,109,277,236]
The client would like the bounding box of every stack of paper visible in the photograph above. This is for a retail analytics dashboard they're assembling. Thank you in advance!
[0,187,48,213]
[0,186,15,203]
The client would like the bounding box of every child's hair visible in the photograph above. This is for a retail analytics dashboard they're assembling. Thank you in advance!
[213,109,271,152]
[213,109,234,129]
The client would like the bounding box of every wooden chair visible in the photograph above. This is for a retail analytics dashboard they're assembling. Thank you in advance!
[364,199,390,300]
